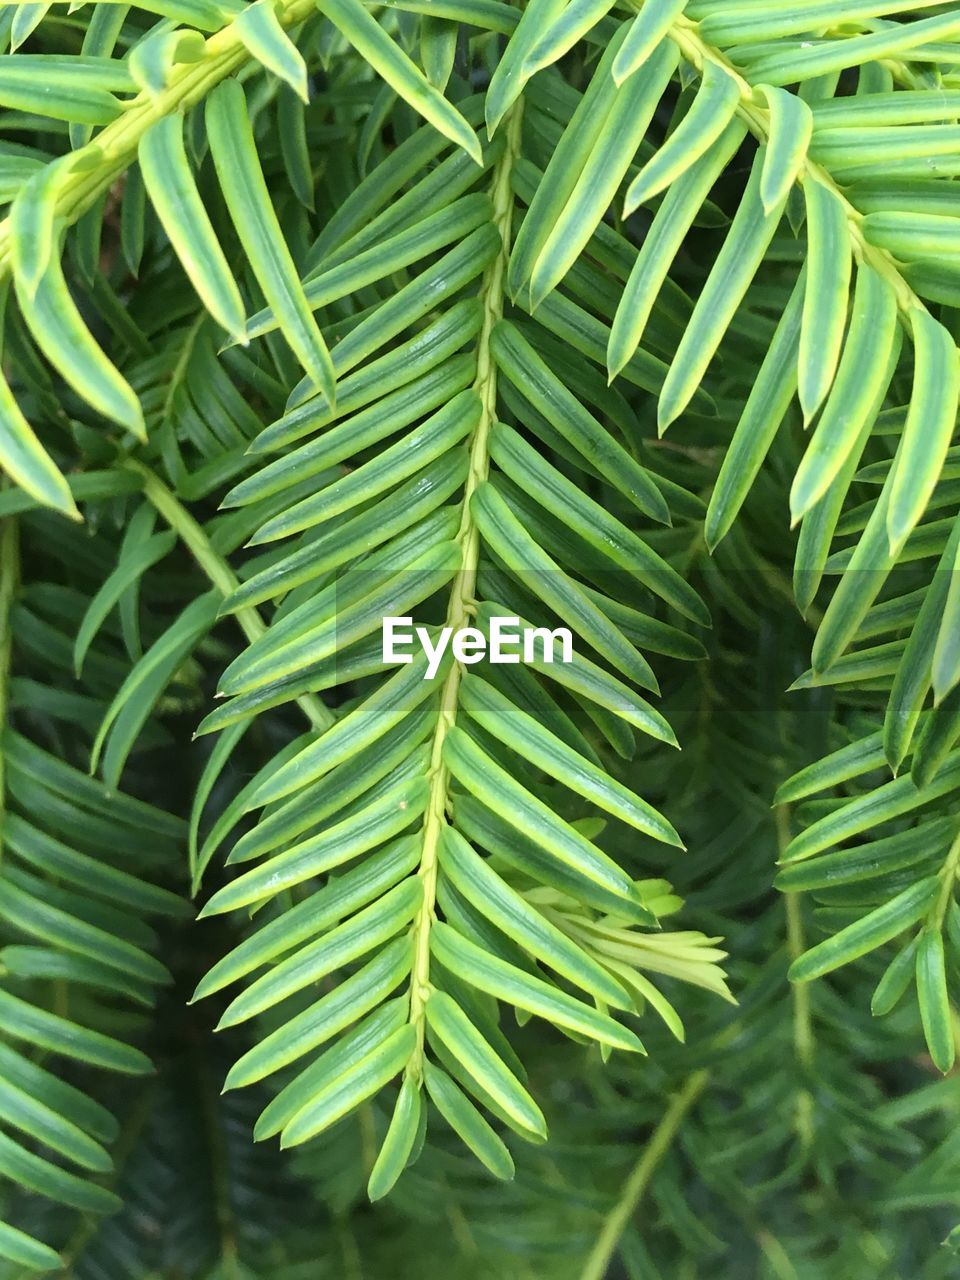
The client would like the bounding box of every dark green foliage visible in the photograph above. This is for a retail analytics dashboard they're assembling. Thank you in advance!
[0,1,957,1276]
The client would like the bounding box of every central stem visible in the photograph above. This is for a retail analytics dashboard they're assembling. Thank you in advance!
[407,102,523,1073]
[579,1070,709,1280]
[777,806,814,1073]
[128,459,333,733]
[777,804,815,1152]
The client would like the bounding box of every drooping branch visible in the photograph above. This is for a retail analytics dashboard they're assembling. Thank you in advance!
[407,99,524,1074]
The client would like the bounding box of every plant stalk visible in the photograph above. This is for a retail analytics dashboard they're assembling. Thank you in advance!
[127,458,334,732]
[777,804,815,1151]
[407,100,524,1075]
[579,1070,709,1280]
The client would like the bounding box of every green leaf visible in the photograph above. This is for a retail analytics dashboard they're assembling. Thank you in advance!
[198,777,428,915]
[932,531,960,704]
[526,39,678,310]
[798,177,851,422]
[489,425,705,625]
[443,725,653,913]
[916,927,955,1073]
[216,878,422,1027]
[235,0,309,99]
[456,792,653,924]
[247,654,440,807]
[705,271,804,551]
[74,529,175,677]
[700,0,948,46]
[0,1069,111,1174]
[422,1060,515,1179]
[318,0,482,163]
[609,119,745,380]
[913,686,960,789]
[623,60,740,214]
[0,57,122,124]
[255,1000,408,1141]
[754,84,813,214]
[281,1023,416,1148]
[484,0,566,135]
[226,711,432,867]
[420,16,457,90]
[783,752,960,862]
[472,600,675,749]
[226,937,413,1087]
[9,153,82,297]
[522,0,617,77]
[245,195,492,342]
[206,80,336,406]
[774,728,886,806]
[612,0,686,86]
[491,321,670,521]
[195,836,419,1000]
[128,28,205,97]
[887,311,960,554]
[255,291,486,451]
[13,246,145,439]
[224,455,467,611]
[431,921,646,1052]
[0,368,77,517]
[884,521,960,772]
[218,540,462,695]
[0,873,169,987]
[438,826,630,1007]
[606,962,685,1040]
[0,946,152,1010]
[0,1221,62,1274]
[189,721,250,891]
[90,592,219,787]
[777,821,950,892]
[225,355,474,507]
[793,423,885,616]
[249,389,479,543]
[4,814,186,919]
[789,879,939,983]
[517,80,670,296]
[658,146,788,432]
[871,937,919,1017]
[810,484,897,674]
[368,1075,423,1200]
[425,990,546,1137]
[0,989,152,1075]
[471,483,658,690]
[0,1129,118,1215]
[139,115,248,343]
[12,5,53,51]
[459,677,680,845]
[0,1043,117,1144]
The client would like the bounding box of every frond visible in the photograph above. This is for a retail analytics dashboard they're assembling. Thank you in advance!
[0,507,189,1269]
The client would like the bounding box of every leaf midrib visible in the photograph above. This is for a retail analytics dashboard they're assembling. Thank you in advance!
[406,100,524,1077]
